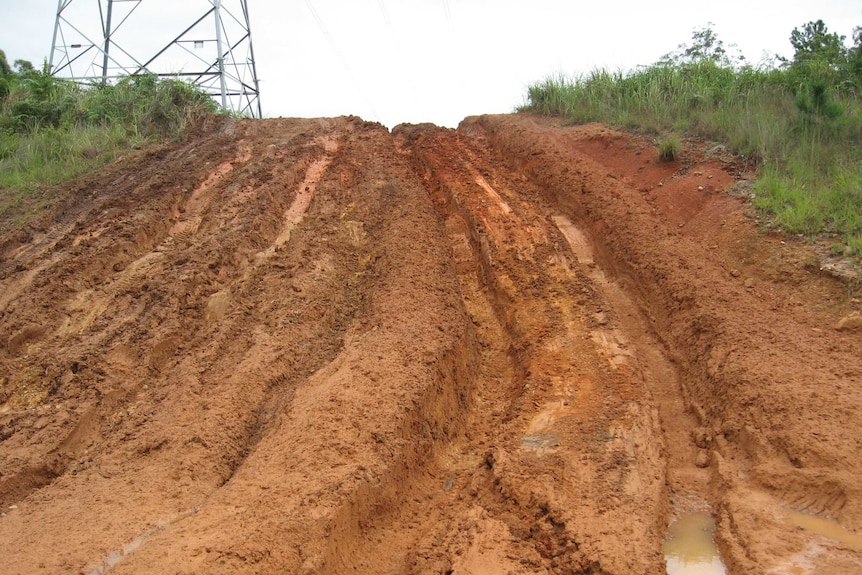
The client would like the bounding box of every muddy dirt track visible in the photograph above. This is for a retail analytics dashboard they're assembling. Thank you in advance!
[1,114,861,574]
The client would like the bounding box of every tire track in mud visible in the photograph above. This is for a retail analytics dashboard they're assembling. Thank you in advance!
[0,131,244,502]
[326,147,524,574]
[468,114,862,575]
[95,119,479,575]
[551,213,712,502]
[0,123,241,319]
[89,126,354,574]
[0,128,277,512]
[0,223,77,313]
[57,143,253,337]
[323,125,668,575]
[0,119,368,575]
[337,122,733,574]
[0,135,259,512]
[254,134,339,264]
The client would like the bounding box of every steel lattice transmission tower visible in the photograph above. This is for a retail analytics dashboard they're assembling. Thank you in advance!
[49,0,261,117]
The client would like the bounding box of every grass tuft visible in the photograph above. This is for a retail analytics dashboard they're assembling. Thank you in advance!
[658,135,681,162]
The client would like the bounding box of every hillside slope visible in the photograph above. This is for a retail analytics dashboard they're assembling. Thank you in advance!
[0,114,860,574]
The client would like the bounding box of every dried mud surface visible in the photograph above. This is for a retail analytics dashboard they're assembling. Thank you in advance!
[0,113,860,574]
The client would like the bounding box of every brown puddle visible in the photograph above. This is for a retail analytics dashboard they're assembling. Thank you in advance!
[788,510,862,551]
[663,512,727,575]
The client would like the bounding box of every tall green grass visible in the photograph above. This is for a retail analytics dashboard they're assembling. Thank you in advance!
[0,65,217,219]
[523,50,862,255]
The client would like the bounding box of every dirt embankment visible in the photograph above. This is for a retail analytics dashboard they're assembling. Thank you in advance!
[0,113,860,574]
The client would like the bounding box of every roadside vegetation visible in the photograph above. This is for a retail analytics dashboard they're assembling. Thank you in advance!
[523,21,862,256]
[0,49,217,219]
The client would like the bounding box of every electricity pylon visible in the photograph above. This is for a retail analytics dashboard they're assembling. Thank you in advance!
[49,0,261,118]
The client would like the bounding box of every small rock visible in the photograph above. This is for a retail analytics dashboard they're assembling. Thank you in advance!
[691,427,712,449]
[697,185,705,191]
[730,269,740,278]
[834,312,862,332]
[744,278,755,289]
[695,450,711,468]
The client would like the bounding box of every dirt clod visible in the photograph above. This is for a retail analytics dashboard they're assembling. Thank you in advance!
[692,427,712,449]
[835,312,862,332]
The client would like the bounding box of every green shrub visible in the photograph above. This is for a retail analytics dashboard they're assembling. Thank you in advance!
[0,52,219,199]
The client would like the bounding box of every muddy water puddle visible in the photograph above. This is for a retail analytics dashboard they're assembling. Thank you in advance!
[664,512,727,575]
[788,510,862,551]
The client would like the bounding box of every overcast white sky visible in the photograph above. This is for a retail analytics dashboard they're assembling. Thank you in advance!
[3,1,861,128]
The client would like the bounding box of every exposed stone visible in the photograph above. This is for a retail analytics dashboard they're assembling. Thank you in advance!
[695,450,711,468]
[834,312,862,332]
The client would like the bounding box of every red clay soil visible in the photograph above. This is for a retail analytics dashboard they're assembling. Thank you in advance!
[0,113,861,575]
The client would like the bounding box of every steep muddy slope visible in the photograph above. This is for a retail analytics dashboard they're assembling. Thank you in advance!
[0,114,860,575]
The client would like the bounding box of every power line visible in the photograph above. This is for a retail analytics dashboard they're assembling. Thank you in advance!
[303,0,381,122]
[377,0,391,26]
[304,0,340,60]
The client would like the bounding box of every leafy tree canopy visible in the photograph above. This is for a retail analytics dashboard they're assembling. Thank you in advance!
[660,23,746,68]
[0,50,11,76]
[13,59,35,74]
[789,20,847,69]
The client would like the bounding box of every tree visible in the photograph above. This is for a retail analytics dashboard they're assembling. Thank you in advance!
[784,21,852,123]
[660,23,746,67]
[847,26,862,85]
[0,49,11,76]
[789,20,846,70]
[14,59,35,74]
